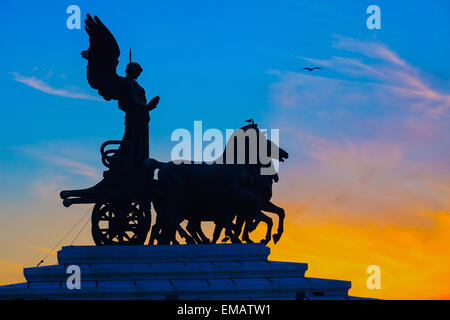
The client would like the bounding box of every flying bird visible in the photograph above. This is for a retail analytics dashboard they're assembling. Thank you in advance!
[301,67,322,72]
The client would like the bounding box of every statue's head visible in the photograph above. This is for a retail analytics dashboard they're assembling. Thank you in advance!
[125,62,143,79]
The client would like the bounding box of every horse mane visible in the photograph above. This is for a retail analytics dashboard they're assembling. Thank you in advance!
[219,124,263,165]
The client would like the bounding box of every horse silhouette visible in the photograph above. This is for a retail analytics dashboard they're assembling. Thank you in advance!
[148,123,288,244]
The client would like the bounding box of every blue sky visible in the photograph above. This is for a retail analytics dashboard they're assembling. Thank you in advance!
[0,0,448,206]
[0,1,449,298]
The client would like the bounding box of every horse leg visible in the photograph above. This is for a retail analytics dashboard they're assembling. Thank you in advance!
[232,187,268,242]
[225,221,241,243]
[149,221,162,245]
[242,220,254,243]
[212,223,223,244]
[150,199,166,245]
[171,232,180,245]
[234,215,245,239]
[158,206,182,245]
[258,212,273,244]
[186,220,203,244]
[195,222,211,244]
[186,219,210,244]
[223,215,244,243]
[219,212,241,243]
[177,224,196,244]
[158,224,172,245]
[261,201,285,244]
[246,216,259,233]
[243,213,261,241]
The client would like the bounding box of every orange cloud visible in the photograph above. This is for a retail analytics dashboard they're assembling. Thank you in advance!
[256,119,449,299]
[262,210,450,299]
[0,260,25,286]
[0,260,23,270]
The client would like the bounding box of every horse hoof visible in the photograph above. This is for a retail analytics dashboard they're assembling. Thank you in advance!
[260,239,270,244]
[273,234,281,244]
[222,237,230,243]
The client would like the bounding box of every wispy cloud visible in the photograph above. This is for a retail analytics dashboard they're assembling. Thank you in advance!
[332,35,407,66]
[0,260,24,270]
[10,72,102,102]
[17,140,101,180]
[30,175,67,201]
[268,35,450,225]
[292,36,450,119]
[37,155,100,180]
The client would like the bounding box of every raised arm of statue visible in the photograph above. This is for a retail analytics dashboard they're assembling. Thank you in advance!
[128,80,160,112]
[147,96,160,111]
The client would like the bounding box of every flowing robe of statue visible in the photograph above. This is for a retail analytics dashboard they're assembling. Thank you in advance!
[113,79,150,173]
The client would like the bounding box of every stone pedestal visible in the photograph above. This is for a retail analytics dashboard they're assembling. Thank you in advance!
[0,244,358,300]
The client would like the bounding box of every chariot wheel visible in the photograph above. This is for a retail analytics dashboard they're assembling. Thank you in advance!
[91,200,151,245]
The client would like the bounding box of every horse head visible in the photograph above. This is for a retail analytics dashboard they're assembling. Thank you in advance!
[222,123,288,168]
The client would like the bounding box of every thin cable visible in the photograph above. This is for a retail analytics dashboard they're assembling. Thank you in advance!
[36,206,92,267]
[70,213,91,245]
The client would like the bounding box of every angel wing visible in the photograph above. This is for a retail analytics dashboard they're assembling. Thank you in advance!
[82,14,124,101]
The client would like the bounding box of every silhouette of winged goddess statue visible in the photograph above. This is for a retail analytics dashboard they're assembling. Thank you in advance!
[81,14,159,175]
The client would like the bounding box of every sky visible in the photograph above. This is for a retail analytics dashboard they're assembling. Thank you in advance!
[0,0,449,299]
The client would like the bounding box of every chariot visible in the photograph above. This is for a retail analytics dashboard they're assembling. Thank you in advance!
[60,140,160,246]
[59,14,288,247]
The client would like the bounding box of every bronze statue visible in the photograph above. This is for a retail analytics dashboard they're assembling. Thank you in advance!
[148,124,288,245]
[60,14,289,246]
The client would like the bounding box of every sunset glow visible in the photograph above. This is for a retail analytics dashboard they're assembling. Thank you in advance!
[0,0,449,299]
